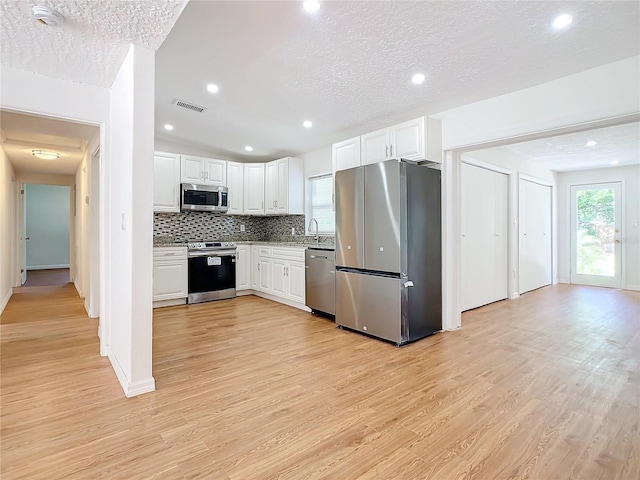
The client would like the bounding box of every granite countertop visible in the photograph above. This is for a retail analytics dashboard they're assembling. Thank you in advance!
[153,239,334,250]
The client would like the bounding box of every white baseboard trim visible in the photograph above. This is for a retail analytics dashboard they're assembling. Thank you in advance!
[153,298,187,309]
[27,264,70,271]
[557,278,569,284]
[626,284,640,291]
[74,279,84,298]
[508,292,520,300]
[108,351,156,398]
[250,290,311,312]
[0,288,13,315]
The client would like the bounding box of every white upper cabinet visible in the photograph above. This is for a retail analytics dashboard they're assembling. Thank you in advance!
[265,157,304,215]
[354,116,442,168]
[361,128,390,165]
[244,163,265,214]
[180,155,227,185]
[153,152,181,212]
[226,161,244,215]
[332,137,361,172]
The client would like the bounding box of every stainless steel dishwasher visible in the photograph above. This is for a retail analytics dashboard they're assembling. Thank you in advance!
[305,248,335,317]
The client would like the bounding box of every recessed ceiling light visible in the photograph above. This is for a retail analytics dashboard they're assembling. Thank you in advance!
[164,124,174,131]
[411,73,426,85]
[610,160,619,165]
[303,0,320,13]
[586,140,597,147]
[206,83,219,94]
[32,150,59,160]
[303,120,313,128]
[244,146,254,152]
[32,5,64,27]
[552,13,573,30]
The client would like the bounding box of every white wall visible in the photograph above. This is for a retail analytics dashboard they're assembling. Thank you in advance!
[25,184,70,270]
[301,145,332,178]
[437,56,640,150]
[107,44,155,396]
[0,147,16,314]
[557,165,640,290]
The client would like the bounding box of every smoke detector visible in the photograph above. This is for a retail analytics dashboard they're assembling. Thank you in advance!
[32,5,64,26]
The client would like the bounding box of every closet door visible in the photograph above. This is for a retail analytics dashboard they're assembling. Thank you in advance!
[519,179,552,294]
[461,163,508,311]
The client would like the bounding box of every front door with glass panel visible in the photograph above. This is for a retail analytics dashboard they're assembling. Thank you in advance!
[570,182,622,288]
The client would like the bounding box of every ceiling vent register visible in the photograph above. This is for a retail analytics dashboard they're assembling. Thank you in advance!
[172,99,207,113]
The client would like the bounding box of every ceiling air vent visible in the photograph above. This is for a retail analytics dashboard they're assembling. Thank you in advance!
[172,99,206,113]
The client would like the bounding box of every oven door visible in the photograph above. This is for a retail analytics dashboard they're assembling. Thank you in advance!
[187,250,236,304]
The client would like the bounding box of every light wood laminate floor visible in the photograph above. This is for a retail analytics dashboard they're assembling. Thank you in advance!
[1,284,638,479]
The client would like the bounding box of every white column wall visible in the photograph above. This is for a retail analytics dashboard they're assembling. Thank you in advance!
[107,44,155,395]
[0,147,16,314]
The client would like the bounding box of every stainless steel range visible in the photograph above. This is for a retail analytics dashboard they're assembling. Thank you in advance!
[187,241,237,304]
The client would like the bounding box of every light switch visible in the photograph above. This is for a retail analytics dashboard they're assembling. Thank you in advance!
[379,247,384,252]
[348,245,351,250]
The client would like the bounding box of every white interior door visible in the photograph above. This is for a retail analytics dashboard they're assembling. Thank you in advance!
[461,163,508,311]
[18,183,26,285]
[570,182,622,288]
[519,179,552,294]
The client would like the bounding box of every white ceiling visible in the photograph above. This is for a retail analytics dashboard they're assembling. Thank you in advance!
[155,1,640,162]
[0,0,187,87]
[0,111,98,175]
[498,122,640,172]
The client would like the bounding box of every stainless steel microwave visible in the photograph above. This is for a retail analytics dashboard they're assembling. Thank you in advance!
[181,183,229,213]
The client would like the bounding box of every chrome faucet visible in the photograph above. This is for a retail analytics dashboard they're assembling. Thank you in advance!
[308,217,319,245]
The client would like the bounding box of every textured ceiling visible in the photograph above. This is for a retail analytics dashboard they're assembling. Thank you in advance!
[0,0,187,87]
[1,110,98,175]
[497,122,640,172]
[155,1,640,162]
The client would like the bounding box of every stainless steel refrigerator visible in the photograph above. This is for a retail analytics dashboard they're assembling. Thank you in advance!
[335,159,441,345]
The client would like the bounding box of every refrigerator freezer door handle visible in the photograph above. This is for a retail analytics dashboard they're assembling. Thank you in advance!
[404,281,414,288]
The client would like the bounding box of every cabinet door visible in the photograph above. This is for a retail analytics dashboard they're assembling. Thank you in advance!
[153,152,181,212]
[287,261,305,304]
[236,245,251,290]
[390,117,424,161]
[265,161,279,214]
[251,246,261,289]
[226,161,244,215]
[271,259,287,297]
[332,137,361,173]
[204,158,227,185]
[275,158,289,214]
[153,260,188,300]
[244,163,265,214]
[259,258,272,292]
[361,128,389,165]
[181,155,204,183]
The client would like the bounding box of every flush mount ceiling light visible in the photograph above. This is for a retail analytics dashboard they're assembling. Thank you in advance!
[244,146,253,152]
[164,124,174,131]
[586,140,597,147]
[206,83,219,94]
[303,0,320,13]
[411,73,426,85]
[552,13,573,30]
[32,5,64,26]
[32,150,59,160]
[303,120,313,128]
[610,160,619,165]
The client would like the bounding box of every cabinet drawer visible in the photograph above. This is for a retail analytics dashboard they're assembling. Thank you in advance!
[153,247,187,259]
[271,247,305,261]
[259,246,272,257]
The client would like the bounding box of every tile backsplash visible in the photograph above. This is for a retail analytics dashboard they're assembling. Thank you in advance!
[153,212,333,245]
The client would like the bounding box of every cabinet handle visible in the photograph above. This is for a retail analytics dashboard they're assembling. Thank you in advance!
[385,145,388,158]
[258,263,260,271]
[390,145,393,157]
[261,200,264,209]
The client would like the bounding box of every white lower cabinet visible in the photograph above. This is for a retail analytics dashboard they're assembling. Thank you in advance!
[244,244,307,310]
[153,247,188,307]
[235,245,251,291]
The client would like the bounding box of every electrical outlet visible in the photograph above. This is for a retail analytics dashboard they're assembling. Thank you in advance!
[291,227,296,235]
[240,224,245,232]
